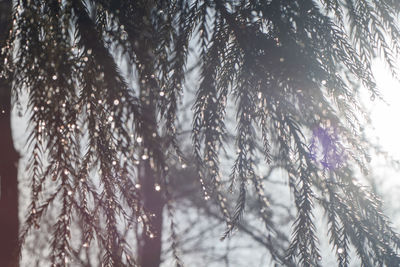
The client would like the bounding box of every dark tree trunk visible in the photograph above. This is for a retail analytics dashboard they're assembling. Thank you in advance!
[0,1,19,266]
[0,107,19,267]
[137,69,164,267]
[134,3,165,263]
[138,160,164,267]
[136,43,164,266]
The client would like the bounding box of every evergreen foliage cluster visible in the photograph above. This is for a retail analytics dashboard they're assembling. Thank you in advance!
[1,0,400,266]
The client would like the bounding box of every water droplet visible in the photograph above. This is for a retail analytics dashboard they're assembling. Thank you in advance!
[136,137,143,143]
[154,184,161,191]
[121,31,128,40]
[370,94,375,101]
[159,91,165,96]
[82,242,89,248]
[112,160,117,165]
[337,247,344,254]
[67,190,72,196]
[321,80,326,85]
[135,183,141,189]
[113,99,119,105]
[108,115,113,122]
[181,163,187,169]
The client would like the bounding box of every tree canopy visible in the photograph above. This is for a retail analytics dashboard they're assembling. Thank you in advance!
[2,0,400,266]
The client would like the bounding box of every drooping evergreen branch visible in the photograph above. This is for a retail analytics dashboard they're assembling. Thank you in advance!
[6,0,400,266]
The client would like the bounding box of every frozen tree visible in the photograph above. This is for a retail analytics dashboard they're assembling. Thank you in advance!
[2,0,400,266]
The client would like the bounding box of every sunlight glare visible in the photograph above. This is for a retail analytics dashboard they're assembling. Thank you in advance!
[370,60,400,160]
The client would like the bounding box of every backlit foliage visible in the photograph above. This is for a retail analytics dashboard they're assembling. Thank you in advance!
[1,0,400,266]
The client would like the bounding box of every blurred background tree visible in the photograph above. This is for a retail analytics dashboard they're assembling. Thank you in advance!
[0,0,19,266]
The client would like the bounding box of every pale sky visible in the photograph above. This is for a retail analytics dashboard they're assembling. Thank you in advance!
[368,59,400,228]
[370,60,400,160]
